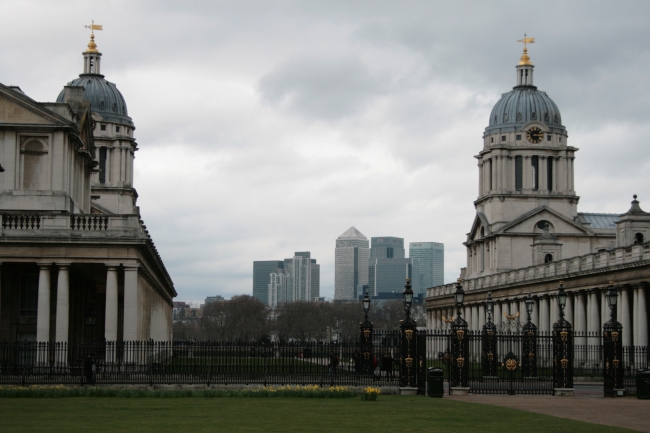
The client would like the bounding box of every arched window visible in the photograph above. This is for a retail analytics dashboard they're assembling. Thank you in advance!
[635,233,645,244]
[544,254,553,263]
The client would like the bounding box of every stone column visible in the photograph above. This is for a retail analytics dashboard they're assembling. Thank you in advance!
[620,285,632,347]
[494,301,502,328]
[574,292,587,346]
[550,295,559,327]
[523,156,531,191]
[539,296,550,334]
[0,263,2,328]
[473,304,480,331]
[478,302,486,328]
[637,284,648,347]
[54,264,70,342]
[123,265,139,341]
[588,290,600,345]
[478,162,484,196]
[539,156,547,192]
[105,266,119,342]
[601,288,610,325]
[633,287,639,346]
[36,264,51,343]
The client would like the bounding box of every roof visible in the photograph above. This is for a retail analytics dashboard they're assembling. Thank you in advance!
[56,74,133,127]
[338,226,367,240]
[485,86,564,134]
[575,213,619,229]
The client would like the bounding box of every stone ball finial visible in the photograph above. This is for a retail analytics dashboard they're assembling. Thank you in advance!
[633,194,638,200]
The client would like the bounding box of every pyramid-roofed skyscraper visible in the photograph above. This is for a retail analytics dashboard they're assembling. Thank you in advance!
[335,226,369,300]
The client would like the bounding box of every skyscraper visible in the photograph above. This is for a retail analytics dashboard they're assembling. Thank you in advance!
[409,242,444,290]
[335,227,369,300]
[373,258,420,296]
[253,261,284,304]
[369,236,405,294]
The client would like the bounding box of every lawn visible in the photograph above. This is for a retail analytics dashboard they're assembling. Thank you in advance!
[0,396,639,433]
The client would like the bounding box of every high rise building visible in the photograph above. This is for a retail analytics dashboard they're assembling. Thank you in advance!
[335,227,369,300]
[253,261,284,304]
[409,242,444,289]
[369,236,405,294]
[373,258,421,296]
[254,253,319,307]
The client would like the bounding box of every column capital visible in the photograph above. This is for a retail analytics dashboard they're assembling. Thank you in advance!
[56,262,72,269]
[37,263,52,270]
[122,262,140,270]
[105,263,121,270]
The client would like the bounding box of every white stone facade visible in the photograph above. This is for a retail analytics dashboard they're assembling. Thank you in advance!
[0,36,175,343]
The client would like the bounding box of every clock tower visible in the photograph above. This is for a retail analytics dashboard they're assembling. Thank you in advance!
[463,37,612,279]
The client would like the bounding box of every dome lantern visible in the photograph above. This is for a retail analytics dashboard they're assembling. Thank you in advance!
[516,35,535,87]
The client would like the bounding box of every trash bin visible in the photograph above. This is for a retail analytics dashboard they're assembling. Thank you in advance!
[637,369,650,399]
[427,368,444,398]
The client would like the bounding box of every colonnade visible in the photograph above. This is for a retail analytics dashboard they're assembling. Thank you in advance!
[0,262,140,343]
[427,283,649,347]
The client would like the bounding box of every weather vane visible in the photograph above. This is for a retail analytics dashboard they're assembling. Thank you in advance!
[83,20,103,53]
[517,34,535,65]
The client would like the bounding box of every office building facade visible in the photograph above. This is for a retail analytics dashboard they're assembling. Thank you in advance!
[409,242,444,290]
[334,227,369,300]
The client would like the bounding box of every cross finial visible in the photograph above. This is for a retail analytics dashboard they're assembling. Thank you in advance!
[517,34,535,65]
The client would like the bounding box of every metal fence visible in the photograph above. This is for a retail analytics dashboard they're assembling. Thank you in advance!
[0,332,403,387]
[0,330,646,393]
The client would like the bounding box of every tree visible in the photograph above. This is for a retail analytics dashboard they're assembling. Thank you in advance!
[201,295,269,342]
[274,302,335,342]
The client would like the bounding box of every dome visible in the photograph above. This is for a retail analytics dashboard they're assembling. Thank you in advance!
[56,74,133,127]
[485,86,563,135]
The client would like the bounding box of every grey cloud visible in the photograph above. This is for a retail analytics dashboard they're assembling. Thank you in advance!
[258,55,390,120]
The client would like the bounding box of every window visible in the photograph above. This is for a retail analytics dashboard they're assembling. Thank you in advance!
[531,156,539,190]
[501,136,506,142]
[99,147,107,184]
[515,156,522,191]
[635,233,645,244]
[490,137,494,143]
[116,126,120,133]
[100,124,106,131]
[516,134,522,141]
[559,136,562,143]
[547,158,553,191]
[20,274,38,316]
[544,254,553,263]
[488,159,493,191]
[547,134,551,141]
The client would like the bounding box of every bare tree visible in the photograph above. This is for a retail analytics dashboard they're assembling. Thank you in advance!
[275,302,335,342]
[201,295,269,342]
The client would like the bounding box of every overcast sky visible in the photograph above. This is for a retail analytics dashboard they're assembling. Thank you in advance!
[1,1,649,304]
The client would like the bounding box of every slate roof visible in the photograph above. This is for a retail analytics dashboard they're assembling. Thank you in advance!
[575,213,619,229]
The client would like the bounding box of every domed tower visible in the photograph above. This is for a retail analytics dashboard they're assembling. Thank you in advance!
[56,27,138,214]
[464,37,602,279]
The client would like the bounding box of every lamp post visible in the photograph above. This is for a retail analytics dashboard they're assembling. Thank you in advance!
[359,291,373,375]
[399,279,418,391]
[450,279,469,394]
[603,282,624,397]
[522,293,538,378]
[552,281,574,395]
[482,292,498,377]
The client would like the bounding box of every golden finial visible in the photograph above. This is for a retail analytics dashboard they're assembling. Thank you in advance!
[517,34,535,65]
[84,20,103,53]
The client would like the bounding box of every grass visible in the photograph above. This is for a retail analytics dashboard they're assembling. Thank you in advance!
[0,395,639,433]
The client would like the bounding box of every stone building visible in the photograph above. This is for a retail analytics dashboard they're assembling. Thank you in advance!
[425,42,649,348]
[0,31,176,343]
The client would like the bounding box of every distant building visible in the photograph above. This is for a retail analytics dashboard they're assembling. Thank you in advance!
[373,258,421,296]
[205,295,225,305]
[409,242,444,289]
[253,261,284,304]
[335,227,369,300]
[369,236,406,294]
[255,253,320,307]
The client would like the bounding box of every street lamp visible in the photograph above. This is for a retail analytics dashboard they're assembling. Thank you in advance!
[557,281,567,321]
[362,291,371,321]
[485,291,494,324]
[606,282,617,321]
[525,293,534,324]
[454,278,465,317]
[402,278,414,319]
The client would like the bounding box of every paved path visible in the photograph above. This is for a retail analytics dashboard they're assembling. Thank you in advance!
[447,387,649,432]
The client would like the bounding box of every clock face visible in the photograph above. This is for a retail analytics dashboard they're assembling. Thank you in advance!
[526,127,544,144]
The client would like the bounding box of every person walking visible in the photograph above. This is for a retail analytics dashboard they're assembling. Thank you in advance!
[84,353,96,385]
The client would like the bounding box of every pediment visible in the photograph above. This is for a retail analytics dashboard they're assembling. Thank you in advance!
[467,212,491,242]
[496,206,593,235]
[0,85,68,126]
